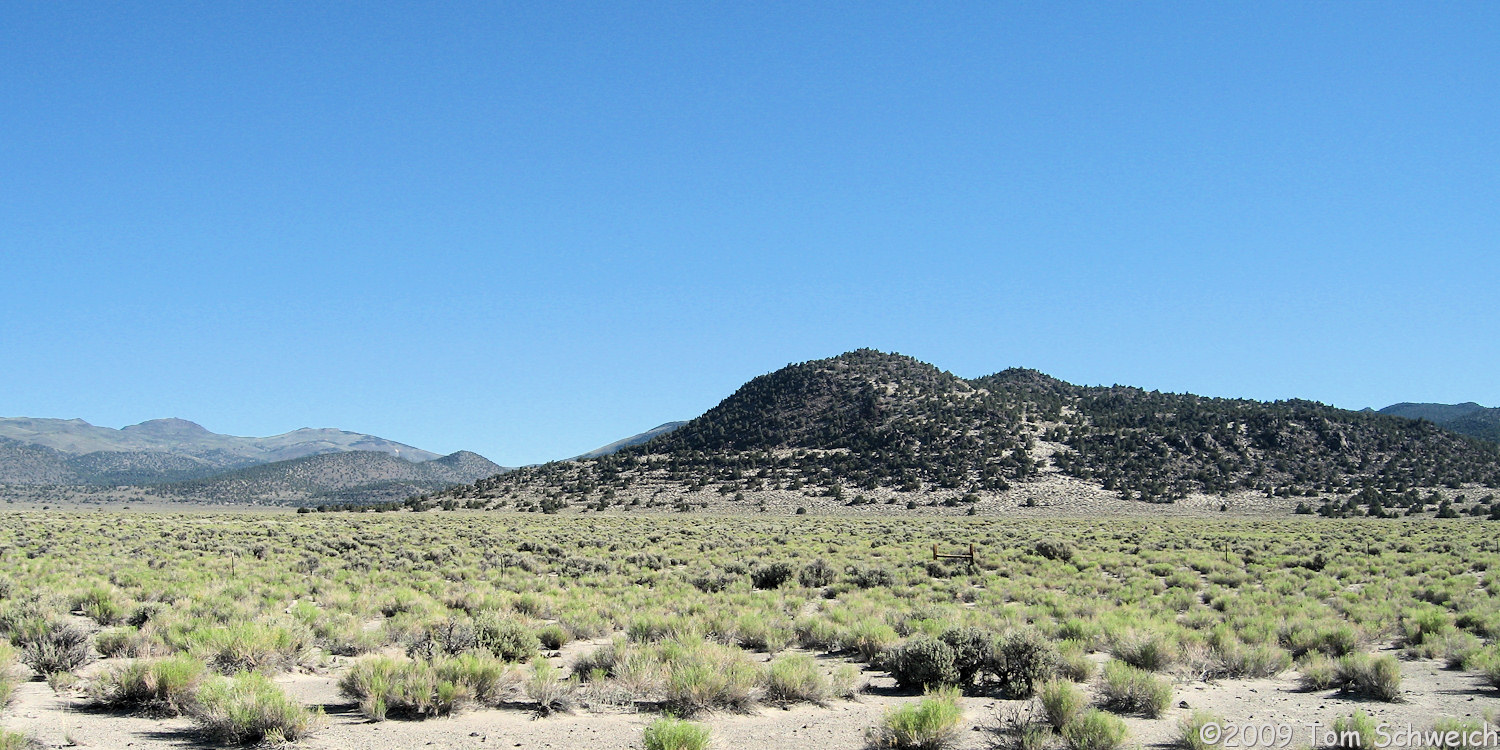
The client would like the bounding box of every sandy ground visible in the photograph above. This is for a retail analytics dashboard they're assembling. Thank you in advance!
[5,645,1498,750]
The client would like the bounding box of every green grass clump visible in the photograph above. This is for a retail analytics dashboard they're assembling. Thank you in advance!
[643,716,712,750]
[94,626,164,659]
[536,623,572,651]
[1436,631,1482,669]
[1297,652,1338,691]
[848,620,899,662]
[662,639,761,715]
[525,656,576,715]
[1333,653,1402,702]
[1331,711,1376,750]
[0,644,18,708]
[831,663,862,699]
[340,653,516,720]
[1470,647,1500,690]
[1429,718,1486,750]
[190,671,321,745]
[185,621,310,675]
[89,655,206,715]
[0,730,36,750]
[474,610,541,662]
[1057,639,1094,682]
[1401,607,1452,647]
[436,652,516,706]
[871,686,964,749]
[1110,631,1175,672]
[1178,711,1224,750]
[1061,708,1128,750]
[765,653,830,705]
[1038,679,1085,731]
[1098,661,1171,718]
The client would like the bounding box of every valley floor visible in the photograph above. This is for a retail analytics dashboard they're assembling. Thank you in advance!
[1,513,1496,749]
[5,647,1497,749]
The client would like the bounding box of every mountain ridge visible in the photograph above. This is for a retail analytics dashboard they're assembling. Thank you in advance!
[0,416,442,466]
[0,416,505,505]
[1379,402,1500,444]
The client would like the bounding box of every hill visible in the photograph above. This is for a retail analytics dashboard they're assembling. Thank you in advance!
[1380,402,1500,444]
[435,349,1500,514]
[147,450,506,506]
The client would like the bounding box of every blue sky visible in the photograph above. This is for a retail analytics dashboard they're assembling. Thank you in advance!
[3,2,1497,465]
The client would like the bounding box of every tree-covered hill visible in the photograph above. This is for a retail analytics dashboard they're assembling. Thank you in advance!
[437,349,1500,511]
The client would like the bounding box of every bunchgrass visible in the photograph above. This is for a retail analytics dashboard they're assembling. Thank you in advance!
[643,716,712,750]
[1098,661,1171,718]
[1038,679,1085,731]
[89,654,207,715]
[1333,654,1402,702]
[190,671,321,744]
[870,685,964,750]
[1061,708,1128,750]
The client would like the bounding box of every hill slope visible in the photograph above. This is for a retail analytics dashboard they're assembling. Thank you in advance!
[573,422,688,459]
[1380,402,1500,444]
[438,349,1500,512]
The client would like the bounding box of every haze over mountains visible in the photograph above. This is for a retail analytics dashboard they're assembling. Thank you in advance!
[0,417,503,504]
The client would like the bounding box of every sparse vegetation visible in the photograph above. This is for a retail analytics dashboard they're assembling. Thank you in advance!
[0,511,1492,747]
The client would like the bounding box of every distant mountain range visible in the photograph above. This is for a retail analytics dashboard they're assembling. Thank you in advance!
[1378,402,1500,444]
[442,349,1500,512]
[0,417,505,505]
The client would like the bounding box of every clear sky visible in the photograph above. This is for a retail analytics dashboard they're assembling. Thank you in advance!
[3,2,1497,466]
